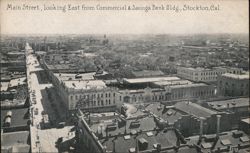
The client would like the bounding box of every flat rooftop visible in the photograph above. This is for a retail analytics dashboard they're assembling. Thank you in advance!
[1,82,9,92]
[153,79,192,87]
[207,98,249,110]
[9,77,26,88]
[55,72,95,81]
[90,116,157,138]
[64,80,107,90]
[124,76,180,84]
[170,83,210,89]
[222,73,249,79]
[1,131,30,153]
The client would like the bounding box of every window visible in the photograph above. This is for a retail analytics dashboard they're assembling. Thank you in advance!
[75,95,78,100]
[71,96,73,100]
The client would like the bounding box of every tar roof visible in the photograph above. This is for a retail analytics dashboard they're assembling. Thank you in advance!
[174,102,218,118]
[1,108,29,128]
[124,77,180,84]
[101,129,178,153]
[207,98,249,110]
[55,72,95,81]
[2,131,30,147]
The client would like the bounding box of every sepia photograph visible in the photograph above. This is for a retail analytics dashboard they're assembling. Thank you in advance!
[0,0,249,153]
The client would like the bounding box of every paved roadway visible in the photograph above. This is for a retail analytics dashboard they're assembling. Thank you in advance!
[25,44,74,153]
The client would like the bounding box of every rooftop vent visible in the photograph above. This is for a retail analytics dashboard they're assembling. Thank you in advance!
[233,131,243,138]
[221,139,232,146]
[128,148,136,153]
[146,131,153,137]
[124,135,131,140]
[138,138,148,150]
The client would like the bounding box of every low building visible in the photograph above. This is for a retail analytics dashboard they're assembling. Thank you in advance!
[217,73,249,97]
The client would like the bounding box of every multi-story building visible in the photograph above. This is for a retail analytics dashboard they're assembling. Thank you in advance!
[217,73,249,97]
[74,109,193,153]
[50,72,123,113]
[177,66,243,83]
[120,77,215,103]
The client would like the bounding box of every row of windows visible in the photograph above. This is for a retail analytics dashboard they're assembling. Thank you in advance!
[76,99,116,108]
[171,90,214,99]
[71,92,116,101]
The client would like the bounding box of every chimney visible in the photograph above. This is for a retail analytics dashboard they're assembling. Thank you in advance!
[112,140,116,153]
[216,115,221,138]
[199,117,205,139]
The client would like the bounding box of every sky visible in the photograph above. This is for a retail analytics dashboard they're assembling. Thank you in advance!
[1,0,249,35]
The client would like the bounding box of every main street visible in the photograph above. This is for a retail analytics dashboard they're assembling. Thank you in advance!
[25,44,74,152]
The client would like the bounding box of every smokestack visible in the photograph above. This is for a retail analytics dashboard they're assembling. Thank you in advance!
[199,117,205,139]
[216,115,221,138]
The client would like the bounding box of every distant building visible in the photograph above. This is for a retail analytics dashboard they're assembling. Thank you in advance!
[177,66,243,83]
[217,73,249,97]
[131,70,164,78]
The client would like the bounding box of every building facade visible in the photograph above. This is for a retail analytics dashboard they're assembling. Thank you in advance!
[217,73,249,97]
